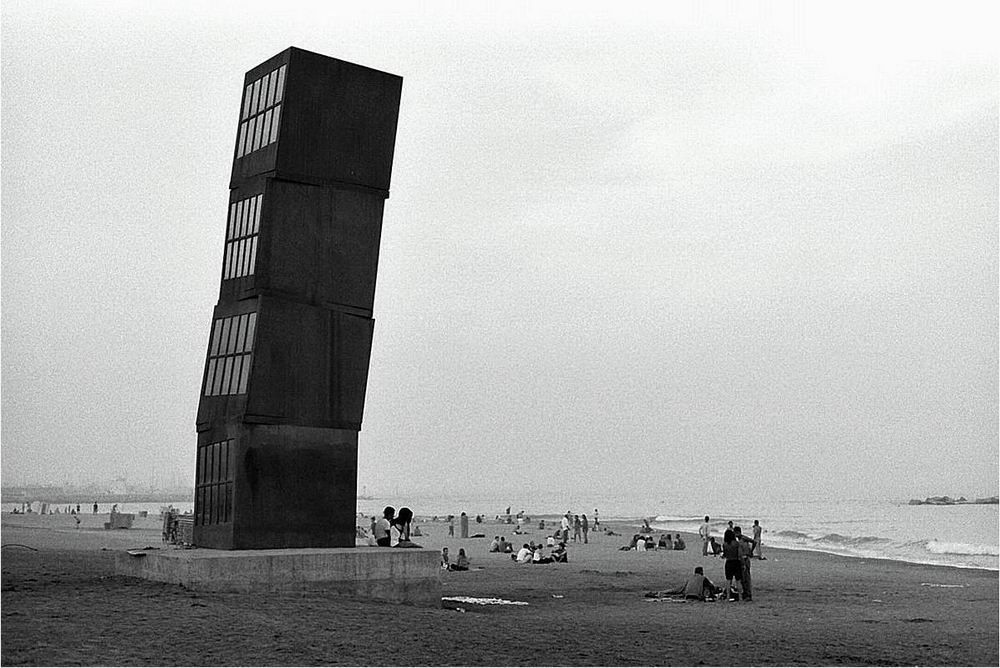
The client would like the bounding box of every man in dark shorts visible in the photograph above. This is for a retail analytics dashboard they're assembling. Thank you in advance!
[722,529,743,601]
[734,526,753,601]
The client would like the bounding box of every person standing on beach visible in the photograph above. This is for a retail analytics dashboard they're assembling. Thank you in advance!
[573,515,582,542]
[448,515,454,537]
[581,514,589,543]
[699,516,711,556]
[594,509,599,528]
[721,529,743,601]
[561,514,571,543]
[752,520,764,559]
[460,512,469,539]
[734,526,753,601]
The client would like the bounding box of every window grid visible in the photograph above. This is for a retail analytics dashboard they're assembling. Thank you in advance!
[203,312,257,397]
[223,193,262,280]
[236,64,285,158]
[195,438,234,526]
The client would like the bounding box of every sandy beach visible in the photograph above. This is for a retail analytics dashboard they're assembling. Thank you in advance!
[1,512,996,666]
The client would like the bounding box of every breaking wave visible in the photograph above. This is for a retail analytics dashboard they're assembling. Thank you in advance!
[925,541,998,557]
[648,519,998,571]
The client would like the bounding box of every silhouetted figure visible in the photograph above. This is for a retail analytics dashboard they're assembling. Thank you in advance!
[393,507,414,542]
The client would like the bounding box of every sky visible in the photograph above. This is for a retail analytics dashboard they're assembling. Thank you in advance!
[1,1,997,506]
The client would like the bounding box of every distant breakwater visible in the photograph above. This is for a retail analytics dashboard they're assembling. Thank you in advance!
[2,489,194,505]
[907,495,998,506]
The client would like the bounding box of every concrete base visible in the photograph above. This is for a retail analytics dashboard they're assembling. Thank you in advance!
[115,547,441,606]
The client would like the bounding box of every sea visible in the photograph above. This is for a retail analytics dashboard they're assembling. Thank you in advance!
[9,492,997,572]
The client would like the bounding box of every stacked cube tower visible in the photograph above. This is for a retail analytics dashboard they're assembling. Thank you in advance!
[194,48,402,549]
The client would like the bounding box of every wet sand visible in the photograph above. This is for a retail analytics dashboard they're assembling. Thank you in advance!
[2,512,997,666]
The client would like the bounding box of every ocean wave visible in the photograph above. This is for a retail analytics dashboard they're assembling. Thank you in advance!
[773,530,816,541]
[652,515,706,523]
[925,540,999,557]
[815,533,886,547]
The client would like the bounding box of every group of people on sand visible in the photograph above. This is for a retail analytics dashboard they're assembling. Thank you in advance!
[695,515,765,602]
[510,539,569,564]
[440,547,470,571]
[621,532,686,551]
[699,516,765,560]
[369,506,419,547]
[487,535,515,553]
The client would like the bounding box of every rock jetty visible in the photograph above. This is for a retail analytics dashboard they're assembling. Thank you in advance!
[907,495,999,506]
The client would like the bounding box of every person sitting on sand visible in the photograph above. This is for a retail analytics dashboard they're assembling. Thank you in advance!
[709,536,723,555]
[664,566,720,600]
[532,545,554,564]
[441,547,450,569]
[547,534,556,547]
[641,518,652,533]
[412,525,423,537]
[513,544,532,563]
[658,534,669,549]
[673,534,686,550]
[449,548,470,571]
[489,536,500,552]
[621,534,640,551]
[636,535,647,552]
[552,542,568,563]
[375,506,394,547]
[501,537,513,553]
[392,507,414,544]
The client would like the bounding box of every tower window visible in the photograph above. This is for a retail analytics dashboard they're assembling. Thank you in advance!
[195,438,234,526]
[203,312,256,396]
[236,64,285,158]
[223,193,261,280]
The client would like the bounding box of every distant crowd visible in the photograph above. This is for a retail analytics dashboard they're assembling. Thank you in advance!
[356,505,767,602]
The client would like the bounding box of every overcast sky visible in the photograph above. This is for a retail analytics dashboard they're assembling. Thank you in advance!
[2,1,997,505]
